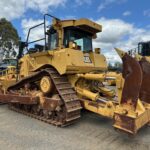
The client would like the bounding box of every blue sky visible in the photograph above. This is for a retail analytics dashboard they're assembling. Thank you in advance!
[0,0,150,62]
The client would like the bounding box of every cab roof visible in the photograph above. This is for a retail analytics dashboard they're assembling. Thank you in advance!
[53,18,102,35]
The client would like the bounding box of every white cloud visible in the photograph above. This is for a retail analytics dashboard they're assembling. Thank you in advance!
[0,0,93,20]
[98,0,127,12]
[0,0,26,20]
[75,0,92,6]
[93,17,150,63]
[21,18,45,44]
[0,0,67,20]
[94,18,133,44]
[144,9,150,17]
[26,0,67,13]
[123,11,131,16]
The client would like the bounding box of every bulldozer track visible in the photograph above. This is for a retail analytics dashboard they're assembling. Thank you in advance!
[9,105,79,127]
[8,67,82,126]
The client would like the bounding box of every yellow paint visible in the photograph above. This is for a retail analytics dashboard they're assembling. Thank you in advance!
[1,18,149,135]
[0,66,17,90]
[81,99,116,118]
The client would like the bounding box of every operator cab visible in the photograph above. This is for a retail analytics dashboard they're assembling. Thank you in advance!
[63,27,93,52]
[138,41,150,56]
[20,14,101,56]
[47,26,93,52]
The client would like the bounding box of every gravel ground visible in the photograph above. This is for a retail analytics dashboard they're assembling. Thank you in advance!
[0,104,149,150]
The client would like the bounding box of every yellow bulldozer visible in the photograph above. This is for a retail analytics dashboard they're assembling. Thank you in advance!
[0,58,17,93]
[0,14,149,135]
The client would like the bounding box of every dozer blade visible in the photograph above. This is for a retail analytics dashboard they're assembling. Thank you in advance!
[115,48,142,109]
[138,57,150,104]
[113,48,150,134]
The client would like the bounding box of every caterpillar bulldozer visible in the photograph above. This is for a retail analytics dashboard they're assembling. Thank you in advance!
[128,41,150,57]
[0,58,17,93]
[0,14,149,135]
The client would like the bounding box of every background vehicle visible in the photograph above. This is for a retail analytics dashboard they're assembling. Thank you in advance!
[0,58,17,92]
[128,41,150,56]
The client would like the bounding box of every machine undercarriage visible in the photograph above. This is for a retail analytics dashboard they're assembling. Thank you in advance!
[0,67,82,126]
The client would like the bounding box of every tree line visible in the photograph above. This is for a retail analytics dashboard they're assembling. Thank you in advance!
[0,18,19,61]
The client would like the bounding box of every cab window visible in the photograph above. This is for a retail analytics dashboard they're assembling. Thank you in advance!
[64,27,93,52]
[48,27,58,50]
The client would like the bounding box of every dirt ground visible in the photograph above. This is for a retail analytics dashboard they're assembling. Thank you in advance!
[0,104,149,150]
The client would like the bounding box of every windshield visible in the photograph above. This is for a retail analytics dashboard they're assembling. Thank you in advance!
[64,27,93,51]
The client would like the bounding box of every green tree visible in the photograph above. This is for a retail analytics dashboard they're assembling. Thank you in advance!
[108,61,122,71]
[114,61,122,70]
[0,18,19,59]
[108,62,113,70]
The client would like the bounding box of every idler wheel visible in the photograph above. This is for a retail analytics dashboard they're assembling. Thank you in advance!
[40,76,53,94]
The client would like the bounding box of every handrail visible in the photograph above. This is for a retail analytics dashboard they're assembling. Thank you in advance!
[25,13,60,50]
[26,22,45,43]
